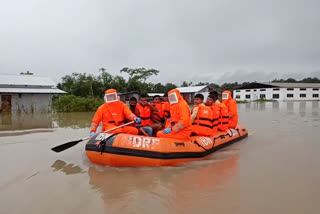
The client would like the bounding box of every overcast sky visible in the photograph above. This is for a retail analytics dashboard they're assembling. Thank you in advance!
[0,0,319,85]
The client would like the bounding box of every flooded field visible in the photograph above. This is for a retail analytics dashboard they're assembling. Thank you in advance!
[0,101,319,214]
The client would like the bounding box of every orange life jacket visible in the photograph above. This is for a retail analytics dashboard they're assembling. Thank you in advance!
[210,104,221,133]
[152,103,165,123]
[191,105,214,136]
[135,104,152,126]
[217,102,229,131]
[163,101,170,118]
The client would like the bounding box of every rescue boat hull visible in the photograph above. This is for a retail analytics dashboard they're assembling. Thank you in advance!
[85,125,248,167]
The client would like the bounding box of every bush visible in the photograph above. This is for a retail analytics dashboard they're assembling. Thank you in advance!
[53,95,104,112]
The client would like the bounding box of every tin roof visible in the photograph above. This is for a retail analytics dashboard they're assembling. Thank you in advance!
[147,93,164,97]
[176,85,209,93]
[0,74,56,87]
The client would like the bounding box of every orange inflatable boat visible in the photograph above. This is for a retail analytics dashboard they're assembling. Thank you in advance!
[85,125,248,167]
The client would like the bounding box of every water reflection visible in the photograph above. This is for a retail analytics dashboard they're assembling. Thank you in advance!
[245,103,251,111]
[0,112,53,131]
[299,102,307,117]
[1,102,319,132]
[88,156,239,213]
[0,111,95,131]
[286,102,294,111]
[272,101,279,110]
[52,112,94,128]
[51,160,85,175]
[258,102,266,110]
[312,101,319,109]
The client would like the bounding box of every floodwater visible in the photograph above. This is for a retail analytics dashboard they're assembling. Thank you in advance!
[0,101,319,214]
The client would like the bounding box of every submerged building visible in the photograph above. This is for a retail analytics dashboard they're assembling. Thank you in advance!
[233,82,320,101]
[0,74,65,113]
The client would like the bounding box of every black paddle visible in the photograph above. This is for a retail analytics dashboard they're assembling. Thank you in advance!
[51,121,134,153]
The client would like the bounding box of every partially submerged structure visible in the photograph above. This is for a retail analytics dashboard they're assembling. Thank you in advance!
[0,74,65,113]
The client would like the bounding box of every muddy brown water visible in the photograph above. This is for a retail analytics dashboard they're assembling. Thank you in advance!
[0,102,319,214]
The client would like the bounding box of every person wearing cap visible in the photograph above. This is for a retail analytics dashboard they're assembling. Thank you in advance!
[157,89,192,140]
[89,89,141,137]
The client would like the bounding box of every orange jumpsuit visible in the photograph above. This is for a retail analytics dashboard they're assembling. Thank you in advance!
[222,90,238,129]
[163,101,170,118]
[157,89,192,140]
[90,89,138,135]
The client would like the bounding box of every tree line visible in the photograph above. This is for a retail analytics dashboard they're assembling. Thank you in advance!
[57,68,177,98]
[53,67,320,112]
[56,67,253,98]
[272,77,320,83]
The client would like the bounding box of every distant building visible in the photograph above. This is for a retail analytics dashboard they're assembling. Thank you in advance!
[176,85,212,104]
[147,93,164,102]
[0,74,65,113]
[233,82,320,101]
[118,91,140,105]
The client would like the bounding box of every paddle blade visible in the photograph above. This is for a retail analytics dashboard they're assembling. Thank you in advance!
[51,139,82,153]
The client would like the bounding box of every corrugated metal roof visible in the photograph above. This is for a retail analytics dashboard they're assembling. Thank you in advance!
[263,82,320,88]
[176,85,208,93]
[0,88,66,94]
[147,93,164,97]
[0,74,56,87]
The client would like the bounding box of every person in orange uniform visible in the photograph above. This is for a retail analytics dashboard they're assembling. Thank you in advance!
[89,89,141,137]
[222,90,238,129]
[162,92,171,128]
[162,92,170,119]
[191,94,205,123]
[152,95,165,123]
[157,89,192,140]
[135,94,162,136]
[206,91,229,132]
[191,94,214,136]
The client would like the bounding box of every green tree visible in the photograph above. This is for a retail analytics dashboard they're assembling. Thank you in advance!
[194,82,209,86]
[20,70,34,75]
[300,77,320,83]
[110,75,127,92]
[58,73,97,97]
[151,83,167,93]
[180,81,192,87]
[120,67,159,93]
[165,83,177,92]
[120,67,159,83]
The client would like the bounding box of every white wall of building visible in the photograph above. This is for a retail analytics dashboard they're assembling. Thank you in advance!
[233,87,320,101]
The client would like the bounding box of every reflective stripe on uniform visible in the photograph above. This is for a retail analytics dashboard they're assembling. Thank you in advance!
[177,122,184,129]
[91,122,98,127]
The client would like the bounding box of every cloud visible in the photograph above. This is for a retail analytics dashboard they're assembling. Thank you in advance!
[0,0,319,85]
